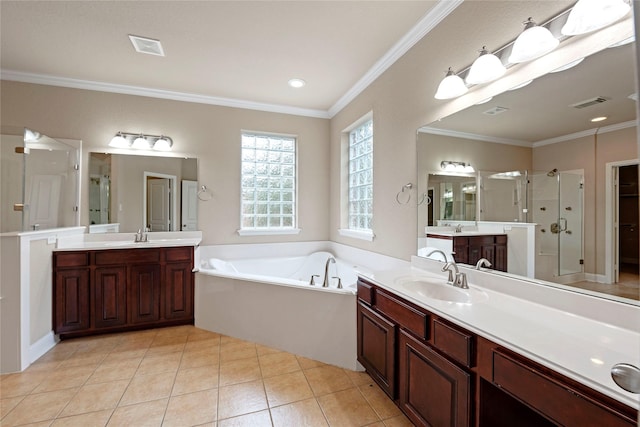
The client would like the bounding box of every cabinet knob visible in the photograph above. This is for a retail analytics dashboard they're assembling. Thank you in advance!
[611,363,640,393]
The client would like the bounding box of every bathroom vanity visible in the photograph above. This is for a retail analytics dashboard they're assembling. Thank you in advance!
[356,261,638,426]
[426,232,508,272]
[53,242,196,338]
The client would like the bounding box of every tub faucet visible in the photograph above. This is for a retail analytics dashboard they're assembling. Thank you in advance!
[475,258,492,270]
[322,257,336,287]
[442,261,468,289]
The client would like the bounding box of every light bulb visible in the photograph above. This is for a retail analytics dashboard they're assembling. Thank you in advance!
[509,18,559,63]
[132,135,149,149]
[434,68,468,100]
[561,0,631,36]
[109,133,129,148]
[466,47,506,85]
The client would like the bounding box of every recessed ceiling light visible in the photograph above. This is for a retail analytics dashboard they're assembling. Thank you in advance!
[288,78,306,88]
[591,116,608,122]
[129,35,165,56]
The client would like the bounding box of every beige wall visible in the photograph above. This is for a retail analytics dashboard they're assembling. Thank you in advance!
[0,81,330,245]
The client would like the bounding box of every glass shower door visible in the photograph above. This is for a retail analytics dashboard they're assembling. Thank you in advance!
[557,172,584,277]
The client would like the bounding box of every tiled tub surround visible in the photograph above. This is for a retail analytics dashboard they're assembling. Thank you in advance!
[0,325,412,426]
[361,256,640,410]
[195,242,409,370]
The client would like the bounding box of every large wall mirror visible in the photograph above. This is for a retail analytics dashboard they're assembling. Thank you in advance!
[0,129,80,233]
[88,153,198,233]
[417,19,638,304]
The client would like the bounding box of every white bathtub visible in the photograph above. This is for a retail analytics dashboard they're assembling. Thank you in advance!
[200,251,358,292]
[194,242,409,370]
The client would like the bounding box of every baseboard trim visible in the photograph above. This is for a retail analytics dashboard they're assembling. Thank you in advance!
[29,331,59,364]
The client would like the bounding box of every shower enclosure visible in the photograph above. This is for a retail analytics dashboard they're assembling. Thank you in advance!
[531,170,584,283]
[477,169,584,283]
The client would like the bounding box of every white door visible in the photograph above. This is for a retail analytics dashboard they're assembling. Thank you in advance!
[147,178,171,231]
[28,174,62,230]
[181,180,198,231]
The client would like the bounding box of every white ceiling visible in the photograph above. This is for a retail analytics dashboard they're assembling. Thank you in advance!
[0,0,445,117]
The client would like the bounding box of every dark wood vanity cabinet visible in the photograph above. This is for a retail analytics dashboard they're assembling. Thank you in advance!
[356,278,636,427]
[53,246,195,338]
[429,233,508,272]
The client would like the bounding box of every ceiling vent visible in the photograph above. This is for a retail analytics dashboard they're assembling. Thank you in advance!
[483,106,509,116]
[128,35,165,56]
[570,96,608,109]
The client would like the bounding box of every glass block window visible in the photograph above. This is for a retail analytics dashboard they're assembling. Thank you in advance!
[348,120,373,231]
[241,132,296,229]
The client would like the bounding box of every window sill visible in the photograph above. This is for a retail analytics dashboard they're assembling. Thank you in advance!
[237,228,301,236]
[338,228,375,242]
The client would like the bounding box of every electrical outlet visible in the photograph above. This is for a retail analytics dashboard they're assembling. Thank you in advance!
[47,236,57,245]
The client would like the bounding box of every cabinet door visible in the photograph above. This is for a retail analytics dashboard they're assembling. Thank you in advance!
[94,267,127,329]
[129,264,161,324]
[357,302,397,398]
[398,330,471,427]
[164,262,193,320]
[54,268,90,333]
[494,244,508,272]
[452,237,468,264]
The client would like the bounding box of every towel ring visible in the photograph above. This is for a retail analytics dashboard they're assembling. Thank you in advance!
[197,185,213,201]
[396,183,427,205]
[396,183,413,205]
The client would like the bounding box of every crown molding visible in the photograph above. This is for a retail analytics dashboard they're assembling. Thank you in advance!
[0,69,331,119]
[532,120,637,147]
[327,0,464,118]
[418,126,532,147]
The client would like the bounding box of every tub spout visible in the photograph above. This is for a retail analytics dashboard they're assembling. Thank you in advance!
[323,257,336,287]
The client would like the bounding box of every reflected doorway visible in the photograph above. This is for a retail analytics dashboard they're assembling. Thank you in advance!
[617,164,639,282]
[143,172,177,232]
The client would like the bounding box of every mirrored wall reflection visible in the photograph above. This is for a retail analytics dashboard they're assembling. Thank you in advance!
[88,153,198,233]
[0,129,80,233]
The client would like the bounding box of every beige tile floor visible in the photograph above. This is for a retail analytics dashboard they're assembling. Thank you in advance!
[0,325,413,427]
[567,270,639,301]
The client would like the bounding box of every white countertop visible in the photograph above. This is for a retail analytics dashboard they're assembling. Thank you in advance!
[54,231,202,251]
[426,231,507,237]
[358,258,640,409]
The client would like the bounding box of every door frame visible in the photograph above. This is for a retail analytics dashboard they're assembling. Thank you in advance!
[605,159,639,284]
[142,172,178,232]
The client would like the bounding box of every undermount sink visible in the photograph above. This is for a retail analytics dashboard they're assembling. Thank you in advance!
[394,276,488,304]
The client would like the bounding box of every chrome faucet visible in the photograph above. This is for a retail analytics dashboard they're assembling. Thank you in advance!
[426,249,448,262]
[322,257,336,287]
[475,258,492,270]
[134,227,149,243]
[455,224,463,233]
[442,261,468,289]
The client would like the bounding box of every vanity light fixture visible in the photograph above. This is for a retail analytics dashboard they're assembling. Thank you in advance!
[132,134,150,150]
[465,47,506,85]
[561,0,631,36]
[509,18,559,63]
[153,136,173,151]
[441,161,475,173]
[108,132,173,151]
[434,68,469,100]
[108,132,130,148]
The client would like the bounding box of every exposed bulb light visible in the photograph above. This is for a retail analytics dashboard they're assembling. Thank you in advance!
[132,134,149,149]
[109,132,130,148]
[590,116,608,122]
[561,0,631,36]
[509,18,559,63]
[434,67,468,100]
[288,78,306,88]
[550,58,584,73]
[153,136,173,151]
[466,47,506,85]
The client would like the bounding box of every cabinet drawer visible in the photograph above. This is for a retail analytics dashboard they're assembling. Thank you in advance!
[54,251,89,267]
[433,318,473,367]
[495,235,507,244]
[493,350,635,427]
[95,248,160,265]
[164,246,192,262]
[376,290,428,340]
[357,280,374,305]
[469,235,495,245]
